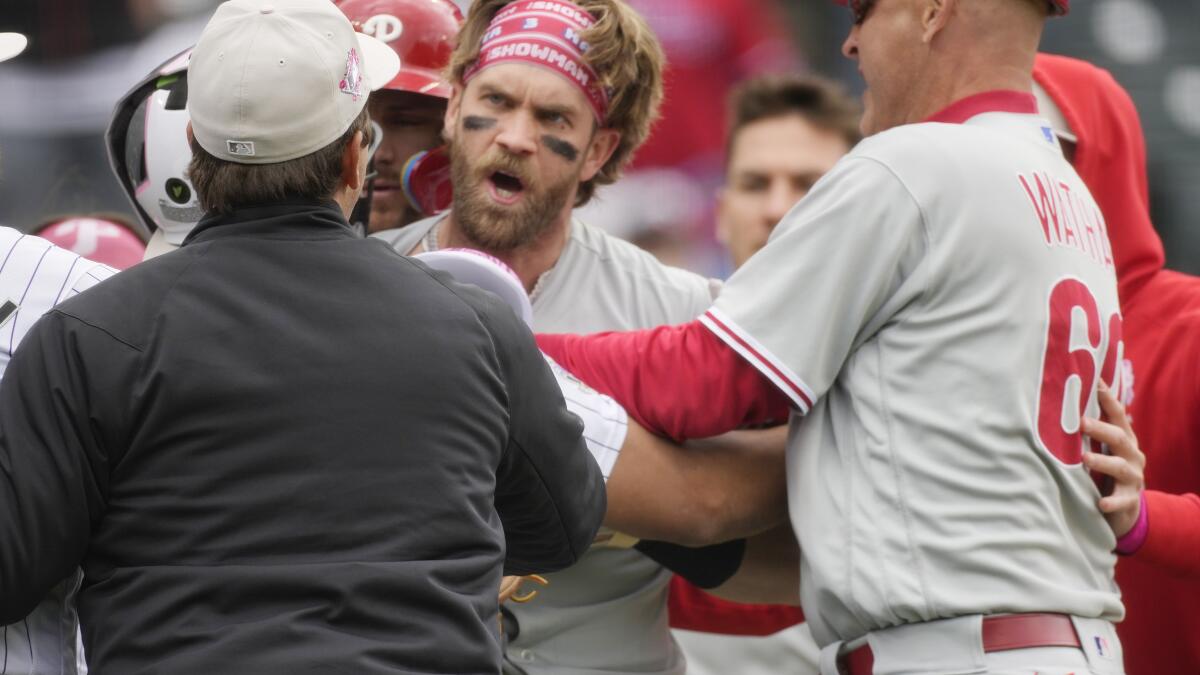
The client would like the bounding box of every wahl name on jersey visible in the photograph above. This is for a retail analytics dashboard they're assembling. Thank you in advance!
[1018,170,1115,271]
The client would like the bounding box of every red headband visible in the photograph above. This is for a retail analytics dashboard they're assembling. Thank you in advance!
[463,0,609,122]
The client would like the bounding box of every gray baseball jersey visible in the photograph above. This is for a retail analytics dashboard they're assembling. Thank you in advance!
[0,226,115,675]
[377,215,716,675]
[700,104,1125,648]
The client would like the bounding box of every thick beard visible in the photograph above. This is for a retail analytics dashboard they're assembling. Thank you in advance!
[449,138,577,252]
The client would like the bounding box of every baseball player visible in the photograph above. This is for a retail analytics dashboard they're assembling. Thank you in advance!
[539,0,1135,672]
[1033,53,1200,674]
[0,230,116,675]
[375,1,802,672]
[0,32,117,675]
[336,0,463,232]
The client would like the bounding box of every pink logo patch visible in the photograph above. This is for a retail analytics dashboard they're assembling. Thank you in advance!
[339,48,363,100]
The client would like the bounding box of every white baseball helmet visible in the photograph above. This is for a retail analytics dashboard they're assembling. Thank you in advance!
[414,249,533,328]
[107,49,197,255]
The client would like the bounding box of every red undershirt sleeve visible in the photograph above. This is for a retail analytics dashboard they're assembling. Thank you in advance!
[1137,489,1200,578]
[536,320,792,443]
[668,575,805,636]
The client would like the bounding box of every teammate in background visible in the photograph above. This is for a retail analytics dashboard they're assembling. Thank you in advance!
[716,75,860,269]
[376,1,797,672]
[33,215,147,270]
[540,0,1140,672]
[671,73,863,675]
[336,0,462,232]
[0,31,120,675]
[1033,52,1200,675]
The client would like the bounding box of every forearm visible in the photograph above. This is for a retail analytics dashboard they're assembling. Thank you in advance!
[1133,489,1200,577]
[537,321,791,442]
[603,424,789,546]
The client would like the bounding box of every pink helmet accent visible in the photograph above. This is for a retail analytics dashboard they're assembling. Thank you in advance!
[35,217,147,270]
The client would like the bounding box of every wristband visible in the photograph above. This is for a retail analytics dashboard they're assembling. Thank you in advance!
[1115,491,1149,555]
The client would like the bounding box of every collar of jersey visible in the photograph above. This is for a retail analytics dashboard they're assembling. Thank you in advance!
[923,90,1038,125]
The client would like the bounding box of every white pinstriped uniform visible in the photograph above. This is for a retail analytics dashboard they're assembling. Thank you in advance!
[545,355,627,481]
[0,228,116,377]
[0,226,116,675]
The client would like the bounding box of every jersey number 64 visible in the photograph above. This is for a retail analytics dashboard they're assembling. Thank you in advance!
[1035,277,1123,465]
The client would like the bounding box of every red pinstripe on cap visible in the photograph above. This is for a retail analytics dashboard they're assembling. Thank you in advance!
[833,0,1069,16]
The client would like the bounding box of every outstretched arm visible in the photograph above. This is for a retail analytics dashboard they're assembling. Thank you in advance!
[537,321,791,443]
[604,424,789,547]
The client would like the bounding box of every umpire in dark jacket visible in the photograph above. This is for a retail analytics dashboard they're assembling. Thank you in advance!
[0,1,605,673]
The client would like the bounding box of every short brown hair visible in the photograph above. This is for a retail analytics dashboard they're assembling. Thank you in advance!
[725,75,862,168]
[188,106,371,215]
[448,0,665,206]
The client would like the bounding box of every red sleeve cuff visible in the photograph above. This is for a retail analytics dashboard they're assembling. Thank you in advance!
[1115,492,1149,555]
[667,575,805,636]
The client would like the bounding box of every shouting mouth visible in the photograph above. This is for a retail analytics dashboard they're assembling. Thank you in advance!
[487,170,526,205]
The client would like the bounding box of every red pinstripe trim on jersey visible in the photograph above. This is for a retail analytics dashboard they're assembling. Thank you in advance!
[699,308,814,413]
[924,90,1038,125]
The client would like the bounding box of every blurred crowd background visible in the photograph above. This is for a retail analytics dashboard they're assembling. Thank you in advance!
[1,0,1197,278]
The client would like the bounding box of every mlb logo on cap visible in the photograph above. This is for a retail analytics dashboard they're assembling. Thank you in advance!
[227,141,256,157]
[188,0,400,164]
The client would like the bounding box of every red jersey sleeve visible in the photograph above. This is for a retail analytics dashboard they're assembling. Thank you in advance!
[668,575,805,636]
[1137,490,1200,577]
[536,321,791,442]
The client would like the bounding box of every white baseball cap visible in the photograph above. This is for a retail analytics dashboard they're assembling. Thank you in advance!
[0,33,28,63]
[188,0,400,164]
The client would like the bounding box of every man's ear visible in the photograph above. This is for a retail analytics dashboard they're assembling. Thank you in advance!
[186,121,195,146]
[342,130,366,192]
[922,0,955,43]
[579,128,620,183]
[443,85,463,143]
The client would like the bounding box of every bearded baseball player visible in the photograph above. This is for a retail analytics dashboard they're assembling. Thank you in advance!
[539,0,1138,672]
[375,1,804,672]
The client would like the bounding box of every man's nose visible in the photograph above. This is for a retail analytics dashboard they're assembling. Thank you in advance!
[842,26,860,60]
[495,111,538,156]
[765,181,801,225]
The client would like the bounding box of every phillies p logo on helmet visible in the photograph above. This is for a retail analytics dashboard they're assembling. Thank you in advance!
[362,14,405,43]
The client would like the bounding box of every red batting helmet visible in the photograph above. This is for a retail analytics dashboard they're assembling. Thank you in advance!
[35,216,147,270]
[336,0,463,99]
